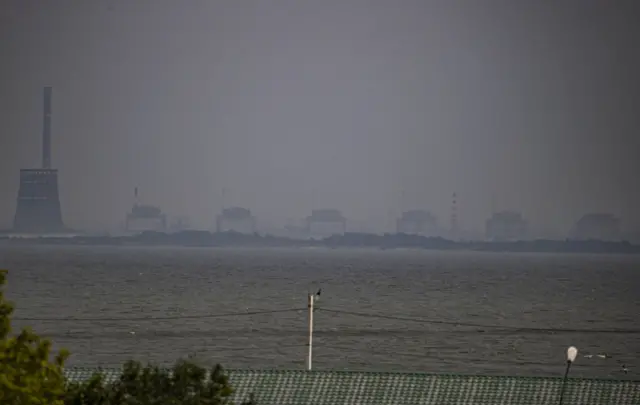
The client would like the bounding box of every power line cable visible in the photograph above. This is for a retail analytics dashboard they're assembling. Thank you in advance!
[13,308,305,322]
[66,344,309,369]
[14,305,640,334]
[178,343,308,353]
[43,328,564,340]
[85,343,307,354]
[18,305,639,334]
[317,307,640,334]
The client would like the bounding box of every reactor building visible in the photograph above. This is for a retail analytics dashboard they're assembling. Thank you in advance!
[306,209,347,239]
[215,206,256,234]
[125,188,167,232]
[12,87,66,234]
[571,213,621,241]
[396,209,438,236]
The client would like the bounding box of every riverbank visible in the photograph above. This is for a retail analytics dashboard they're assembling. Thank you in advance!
[1,231,638,254]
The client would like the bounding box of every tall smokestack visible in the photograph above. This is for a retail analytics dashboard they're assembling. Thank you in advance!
[42,86,52,169]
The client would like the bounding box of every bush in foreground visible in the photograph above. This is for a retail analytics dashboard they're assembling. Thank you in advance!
[65,360,256,405]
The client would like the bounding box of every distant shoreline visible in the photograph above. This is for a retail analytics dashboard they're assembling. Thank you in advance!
[0,231,638,255]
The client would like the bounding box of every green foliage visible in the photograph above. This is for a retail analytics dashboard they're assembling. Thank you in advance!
[65,360,256,405]
[0,269,70,405]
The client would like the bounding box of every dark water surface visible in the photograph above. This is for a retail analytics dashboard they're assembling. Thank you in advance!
[1,245,638,379]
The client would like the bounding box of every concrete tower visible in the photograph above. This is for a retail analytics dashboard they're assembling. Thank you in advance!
[12,87,65,233]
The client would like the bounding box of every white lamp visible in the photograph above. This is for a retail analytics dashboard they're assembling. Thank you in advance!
[559,346,578,405]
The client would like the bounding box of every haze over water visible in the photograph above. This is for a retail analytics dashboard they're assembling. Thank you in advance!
[2,245,639,379]
[2,1,640,238]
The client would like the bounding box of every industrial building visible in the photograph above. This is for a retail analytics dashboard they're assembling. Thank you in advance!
[216,206,256,234]
[124,188,167,232]
[396,210,438,236]
[306,209,346,239]
[125,204,167,233]
[485,211,528,241]
[571,213,621,241]
[13,87,66,233]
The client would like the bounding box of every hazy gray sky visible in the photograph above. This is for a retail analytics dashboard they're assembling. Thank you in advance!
[1,0,639,235]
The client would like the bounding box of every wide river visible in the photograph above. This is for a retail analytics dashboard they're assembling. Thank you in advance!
[1,245,638,379]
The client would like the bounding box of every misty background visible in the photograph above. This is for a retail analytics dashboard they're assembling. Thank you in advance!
[1,0,639,237]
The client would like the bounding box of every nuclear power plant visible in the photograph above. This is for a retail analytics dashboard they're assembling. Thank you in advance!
[12,87,66,234]
[2,91,632,241]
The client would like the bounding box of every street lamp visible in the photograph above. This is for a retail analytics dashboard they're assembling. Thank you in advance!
[558,346,578,405]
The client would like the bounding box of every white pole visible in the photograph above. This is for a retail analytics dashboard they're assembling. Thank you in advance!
[307,293,314,371]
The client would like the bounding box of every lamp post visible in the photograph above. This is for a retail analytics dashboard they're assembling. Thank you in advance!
[307,292,315,371]
[558,346,578,405]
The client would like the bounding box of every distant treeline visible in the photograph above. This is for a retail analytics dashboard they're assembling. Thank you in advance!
[1,231,639,254]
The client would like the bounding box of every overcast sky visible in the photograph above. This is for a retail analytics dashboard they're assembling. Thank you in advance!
[1,0,639,235]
